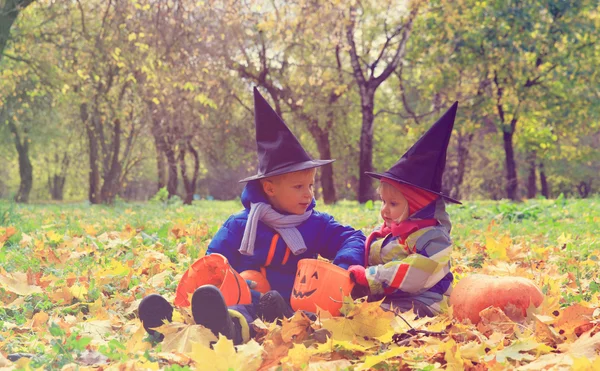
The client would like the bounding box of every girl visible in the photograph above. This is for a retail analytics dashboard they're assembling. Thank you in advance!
[348,102,460,318]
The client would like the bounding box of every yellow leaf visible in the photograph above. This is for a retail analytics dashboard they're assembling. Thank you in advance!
[31,312,49,328]
[443,339,465,371]
[46,230,63,244]
[128,33,137,41]
[282,343,312,369]
[355,346,410,371]
[189,336,262,371]
[321,299,395,346]
[70,284,88,301]
[485,233,510,261]
[154,322,217,353]
[126,325,153,353]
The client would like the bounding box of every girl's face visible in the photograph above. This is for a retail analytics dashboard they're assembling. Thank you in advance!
[379,185,409,227]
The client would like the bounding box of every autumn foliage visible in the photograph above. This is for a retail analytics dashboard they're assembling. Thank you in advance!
[0,198,599,370]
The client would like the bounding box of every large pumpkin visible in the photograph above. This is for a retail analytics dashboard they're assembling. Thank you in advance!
[240,270,271,294]
[290,259,354,316]
[449,274,544,324]
[174,254,252,307]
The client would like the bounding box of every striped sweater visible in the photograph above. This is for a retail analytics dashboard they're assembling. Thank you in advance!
[365,224,453,306]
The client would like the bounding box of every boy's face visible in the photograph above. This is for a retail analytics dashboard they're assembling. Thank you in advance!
[262,169,316,215]
[379,185,409,227]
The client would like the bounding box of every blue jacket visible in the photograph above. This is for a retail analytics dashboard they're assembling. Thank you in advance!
[206,181,365,302]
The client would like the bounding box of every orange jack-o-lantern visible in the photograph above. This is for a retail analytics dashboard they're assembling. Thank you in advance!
[174,253,252,307]
[240,270,271,294]
[290,259,354,316]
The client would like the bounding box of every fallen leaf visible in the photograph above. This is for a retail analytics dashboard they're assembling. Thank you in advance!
[558,328,600,358]
[78,349,109,366]
[154,322,217,353]
[477,307,516,336]
[555,303,595,335]
[0,272,42,296]
[189,335,262,371]
[31,312,49,328]
[281,311,312,343]
[356,346,411,371]
[321,299,395,345]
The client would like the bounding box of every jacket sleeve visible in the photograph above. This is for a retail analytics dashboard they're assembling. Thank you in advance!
[206,216,243,268]
[317,213,366,269]
[365,228,452,295]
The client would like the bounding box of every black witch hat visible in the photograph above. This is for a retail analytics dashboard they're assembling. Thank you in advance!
[239,88,334,183]
[366,102,461,204]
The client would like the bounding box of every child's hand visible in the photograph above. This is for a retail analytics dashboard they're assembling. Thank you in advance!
[348,265,368,287]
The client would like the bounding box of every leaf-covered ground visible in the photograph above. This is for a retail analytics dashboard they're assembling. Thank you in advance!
[0,197,599,370]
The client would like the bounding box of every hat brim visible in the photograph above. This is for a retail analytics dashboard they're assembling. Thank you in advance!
[239,159,335,183]
[365,171,462,204]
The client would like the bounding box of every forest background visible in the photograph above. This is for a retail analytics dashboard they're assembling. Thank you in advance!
[1,0,599,205]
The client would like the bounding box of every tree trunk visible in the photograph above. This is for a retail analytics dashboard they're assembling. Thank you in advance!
[0,0,35,62]
[502,130,518,200]
[179,141,200,205]
[49,175,66,200]
[8,120,32,203]
[539,162,549,198]
[166,147,178,198]
[358,92,375,203]
[577,181,591,198]
[452,133,473,200]
[527,151,537,199]
[155,140,167,191]
[47,152,69,201]
[81,103,102,204]
[306,118,337,204]
[100,119,123,204]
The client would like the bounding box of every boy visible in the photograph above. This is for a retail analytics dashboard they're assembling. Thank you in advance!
[348,102,461,318]
[139,88,365,344]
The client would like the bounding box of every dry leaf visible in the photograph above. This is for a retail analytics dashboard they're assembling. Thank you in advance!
[188,335,262,371]
[555,303,595,334]
[0,272,42,296]
[281,311,313,343]
[558,328,600,358]
[477,307,516,336]
[154,322,217,353]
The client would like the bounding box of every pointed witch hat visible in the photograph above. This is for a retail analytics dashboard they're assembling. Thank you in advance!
[366,102,461,204]
[239,88,334,182]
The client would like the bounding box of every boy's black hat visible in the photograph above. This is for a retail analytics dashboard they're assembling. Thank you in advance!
[366,102,461,204]
[239,88,334,183]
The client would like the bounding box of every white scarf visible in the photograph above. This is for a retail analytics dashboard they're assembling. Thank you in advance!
[239,202,312,256]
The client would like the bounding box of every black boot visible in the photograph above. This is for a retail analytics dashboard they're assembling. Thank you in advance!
[191,285,238,342]
[258,290,294,322]
[138,294,173,341]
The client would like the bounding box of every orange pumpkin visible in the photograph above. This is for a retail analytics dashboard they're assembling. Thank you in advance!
[449,274,544,324]
[174,253,252,307]
[240,270,271,294]
[290,259,354,316]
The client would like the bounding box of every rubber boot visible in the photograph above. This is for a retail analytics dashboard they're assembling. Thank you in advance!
[138,294,173,341]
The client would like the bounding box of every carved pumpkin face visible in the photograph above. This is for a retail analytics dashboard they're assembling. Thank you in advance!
[290,259,354,316]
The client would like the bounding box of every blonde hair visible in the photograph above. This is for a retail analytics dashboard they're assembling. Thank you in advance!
[378,181,405,199]
[260,168,317,186]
